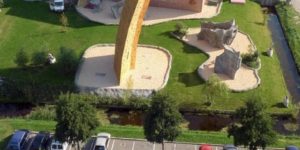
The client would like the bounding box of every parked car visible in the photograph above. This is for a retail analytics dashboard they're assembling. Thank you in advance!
[286,146,299,150]
[223,144,237,150]
[29,132,51,150]
[50,140,68,150]
[49,0,64,12]
[6,129,29,150]
[199,144,212,150]
[94,133,111,150]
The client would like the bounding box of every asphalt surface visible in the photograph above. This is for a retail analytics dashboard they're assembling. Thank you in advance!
[12,132,283,150]
[84,137,250,150]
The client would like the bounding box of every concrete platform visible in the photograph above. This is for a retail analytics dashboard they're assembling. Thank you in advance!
[181,28,260,92]
[76,0,221,25]
[75,44,172,95]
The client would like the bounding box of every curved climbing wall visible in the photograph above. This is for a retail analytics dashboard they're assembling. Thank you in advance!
[114,0,151,86]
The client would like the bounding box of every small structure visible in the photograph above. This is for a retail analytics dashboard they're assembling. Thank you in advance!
[283,96,289,108]
[266,47,273,57]
[230,0,246,4]
[214,46,242,79]
[47,53,56,64]
[197,20,238,48]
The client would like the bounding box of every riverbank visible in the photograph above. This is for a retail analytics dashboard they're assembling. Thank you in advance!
[0,118,300,149]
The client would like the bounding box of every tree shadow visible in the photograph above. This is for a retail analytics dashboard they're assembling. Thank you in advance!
[161,31,205,54]
[4,0,99,28]
[178,69,204,87]
[0,135,11,150]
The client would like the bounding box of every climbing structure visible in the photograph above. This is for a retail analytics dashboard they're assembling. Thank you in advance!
[114,0,151,86]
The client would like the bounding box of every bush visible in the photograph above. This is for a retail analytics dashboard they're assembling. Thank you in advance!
[0,0,4,8]
[26,105,56,121]
[56,47,78,75]
[174,22,188,38]
[242,51,259,68]
[202,74,229,105]
[31,50,48,66]
[14,49,29,68]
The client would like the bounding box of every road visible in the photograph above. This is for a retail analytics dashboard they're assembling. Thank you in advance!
[291,0,300,13]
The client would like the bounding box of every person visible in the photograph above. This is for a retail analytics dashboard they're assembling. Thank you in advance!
[47,53,56,64]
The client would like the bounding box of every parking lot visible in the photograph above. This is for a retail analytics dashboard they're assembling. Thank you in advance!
[84,137,250,150]
[20,132,281,150]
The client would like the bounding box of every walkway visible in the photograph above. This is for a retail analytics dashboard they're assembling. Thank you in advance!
[76,0,221,25]
[268,14,300,102]
[292,0,300,13]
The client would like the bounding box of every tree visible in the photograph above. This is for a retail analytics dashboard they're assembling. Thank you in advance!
[144,93,183,150]
[228,97,277,150]
[202,74,228,106]
[56,47,78,75]
[60,13,69,32]
[14,49,29,68]
[31,50,48,66]
[55,93,99,150]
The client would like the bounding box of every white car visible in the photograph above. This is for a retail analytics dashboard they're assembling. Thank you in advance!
[50,140,68,150]
[94,133,111,150]
[49,0,64,12]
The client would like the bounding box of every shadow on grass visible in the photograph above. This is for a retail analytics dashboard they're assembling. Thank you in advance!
[0,135,11,150]
[160,31,205,54]
[0,64,73,84]
[4,0,99,28]
[178,69,204,87]
[272,102,286,108]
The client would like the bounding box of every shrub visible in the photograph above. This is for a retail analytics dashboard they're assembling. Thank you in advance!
[202,74,229,106]
[26,105,56,121]
[14,49,29,68]
[58,93,151,110]
[0,0,4,8]
[174,22,188,38]
[31,50,48,66]
[56,47,78,75]
[242,51,259,68]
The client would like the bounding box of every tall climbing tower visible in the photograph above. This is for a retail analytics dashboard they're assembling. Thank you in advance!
[114,0,151,86]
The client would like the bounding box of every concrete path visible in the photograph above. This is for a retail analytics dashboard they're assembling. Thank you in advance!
[292,0,300,13]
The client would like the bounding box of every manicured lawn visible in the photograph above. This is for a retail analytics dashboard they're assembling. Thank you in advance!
[0,0,295,114]
[0,119,300,149]
[276,3,300,72]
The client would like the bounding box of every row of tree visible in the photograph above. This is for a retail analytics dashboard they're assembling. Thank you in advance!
[54,93,276,150]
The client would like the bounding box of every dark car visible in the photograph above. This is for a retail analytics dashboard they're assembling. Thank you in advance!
[286,146,299,150]
[30,132,51,150]
[6,129,29,150]
[223,144,237,150]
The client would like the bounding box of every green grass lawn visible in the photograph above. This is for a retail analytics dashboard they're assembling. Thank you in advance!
[0,118,300,149]
[276,3,300,72]
[0,0,296,114]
